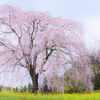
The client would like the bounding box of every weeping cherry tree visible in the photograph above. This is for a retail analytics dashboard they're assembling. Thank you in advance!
[0,5,94,93]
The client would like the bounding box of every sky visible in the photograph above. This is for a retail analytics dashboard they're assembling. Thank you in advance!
[0,0,100,87]
[0,0,100,49]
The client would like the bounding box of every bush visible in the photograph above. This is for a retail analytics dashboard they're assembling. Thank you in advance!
[64,80,86,93]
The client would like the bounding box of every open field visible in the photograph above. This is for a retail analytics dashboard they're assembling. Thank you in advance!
[0,91,100,100]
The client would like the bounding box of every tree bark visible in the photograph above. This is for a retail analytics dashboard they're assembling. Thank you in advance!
[32,73,38,92]
[30,65,38,92]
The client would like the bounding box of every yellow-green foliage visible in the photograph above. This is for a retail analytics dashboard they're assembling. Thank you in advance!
[65,81,86,93]
[0,91,100,100]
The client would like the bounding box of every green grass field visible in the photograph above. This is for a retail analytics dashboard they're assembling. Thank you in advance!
[0,91,100,100]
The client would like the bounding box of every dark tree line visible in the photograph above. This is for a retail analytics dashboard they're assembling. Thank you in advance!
[89,54,100,90]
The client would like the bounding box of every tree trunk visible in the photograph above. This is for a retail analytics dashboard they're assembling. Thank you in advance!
[32,73,38,92]
[30,65,38,92]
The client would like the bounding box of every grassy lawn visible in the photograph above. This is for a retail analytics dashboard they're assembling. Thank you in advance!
[0,91,100,100]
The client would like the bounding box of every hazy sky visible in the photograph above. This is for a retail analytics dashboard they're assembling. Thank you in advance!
[0,0,100,87]
[0,0,100,48]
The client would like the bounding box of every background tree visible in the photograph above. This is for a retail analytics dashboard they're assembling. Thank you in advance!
[0,5,93,93]
[0,85,3,91]
[89,51,100,90]
[27,83,33,92]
